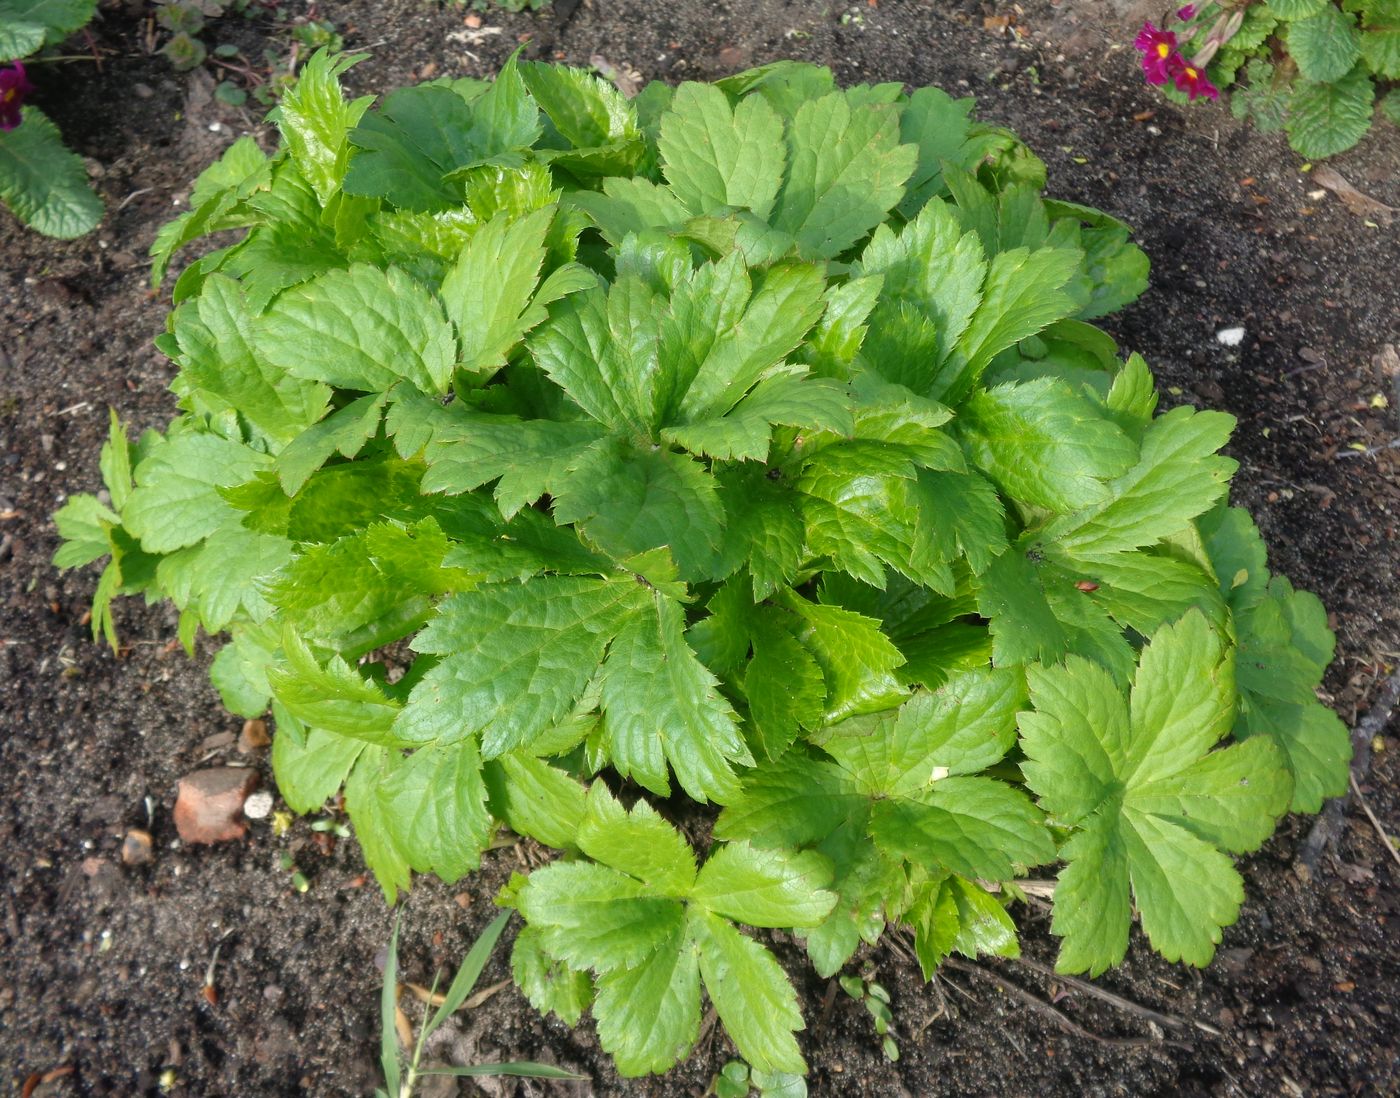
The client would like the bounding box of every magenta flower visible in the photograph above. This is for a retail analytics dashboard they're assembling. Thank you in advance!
[1169,55,1220,100]
[1133,22,1179,85]
[1176,4,1197,20]
[0,62,33,132]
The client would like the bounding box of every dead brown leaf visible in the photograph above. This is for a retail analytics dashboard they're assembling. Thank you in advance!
[1313,165,1397,226]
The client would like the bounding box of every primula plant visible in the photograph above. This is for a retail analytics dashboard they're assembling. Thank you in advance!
[55,50,1351,1080]
[0,0,102,236]
[1133,0,1400,157]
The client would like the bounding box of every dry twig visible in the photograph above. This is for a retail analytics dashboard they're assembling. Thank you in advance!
[942,957,1191,1051]
[1349,772,1400,874]
[1010,956,1221,1037]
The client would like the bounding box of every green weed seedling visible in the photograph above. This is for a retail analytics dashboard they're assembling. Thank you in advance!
[713,1059,807,1098]
[377,912,582,1098]
[839,974,899,1062]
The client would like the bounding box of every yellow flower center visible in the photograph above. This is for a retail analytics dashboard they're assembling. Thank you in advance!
[1157,43,1171,58]
[1,89,13,103]
[1185,66,1198,79]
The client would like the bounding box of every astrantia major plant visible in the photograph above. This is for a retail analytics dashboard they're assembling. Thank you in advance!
[55,50,1351,1079]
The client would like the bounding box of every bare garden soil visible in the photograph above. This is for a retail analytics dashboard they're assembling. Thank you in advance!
[2,1,1398,1095]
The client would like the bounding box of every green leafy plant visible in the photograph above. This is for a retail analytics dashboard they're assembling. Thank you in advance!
[838,974,900,1061]
[54,50,1350,1082]
[712,1059,807,1098]
[153,0,342,106]
[377,911,582,1097]
[0,0,102,236]
[1134,1,1399,157]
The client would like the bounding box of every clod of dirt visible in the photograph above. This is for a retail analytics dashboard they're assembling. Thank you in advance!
[120,828,153,866]
[197,730,235,753]
[173,768,259,844]
[237,718,270,753]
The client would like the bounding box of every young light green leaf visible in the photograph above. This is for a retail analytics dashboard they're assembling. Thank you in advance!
[1021,611,1292,974]
[276,391,387,496]
[486,752,587,850]
[743,611,827,761]
[577,782,699,892]
[467,52,543,158]
[868,778,1054,880]
[551,438,726,581]
[420,411,603,515]
[52,493,117,569]
[658,82,785,219]
[674,262,828,424]
[957,377,1138,513]
[910,875,1019,978]
[771,93,917,260]
[778,594,907,722]
[692,841,836,928]
[345,746,413,902]
[520,61,638,151]
[897,86,977,215]
[171,275,331,448]
[516,861,685,971]
[440,206,557,378]
[156,523,292,632]
[871,668,1025,795]
[267,630,405,746]
[123,432,270,554]
[256,265,457,395]
[1043,405,1237,561]
[600,591,753,803]
[690,909,808,1076]
[377,740,492,883]
[396,575,645,753]
[593,927,701,1077]
[940,246,1082,403]
[272,719,366,814]
[511,926,594,1027]
[273,49,371,204]
[856,198,985,378]
[1233,578,1350,812]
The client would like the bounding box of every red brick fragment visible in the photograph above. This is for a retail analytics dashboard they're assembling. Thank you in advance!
[174,767,259,844]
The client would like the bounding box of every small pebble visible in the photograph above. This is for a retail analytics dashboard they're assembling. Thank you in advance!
[1216,326,1246,347]
[238,718,270,752]
[121,828,154,866]
[243,791,274,820]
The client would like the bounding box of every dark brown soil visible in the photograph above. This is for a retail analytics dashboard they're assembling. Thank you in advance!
[2,1,1398,1095]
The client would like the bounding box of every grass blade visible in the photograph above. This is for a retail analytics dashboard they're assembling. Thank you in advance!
[380,914,402,1098]
[425,911,511,1035]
